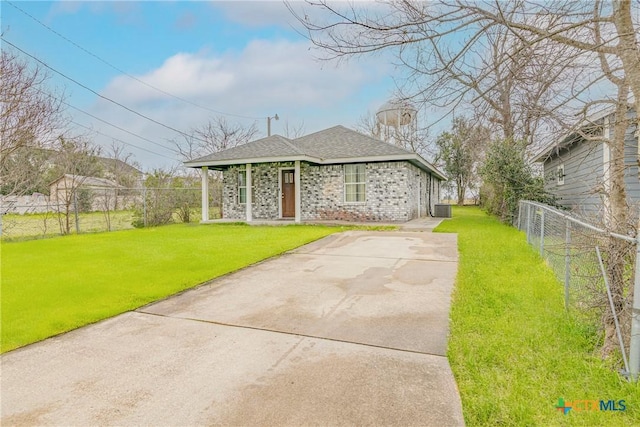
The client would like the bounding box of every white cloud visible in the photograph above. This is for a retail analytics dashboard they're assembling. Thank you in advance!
[105,53,235,104]
[87,38,392,169]
[102,39,377,109]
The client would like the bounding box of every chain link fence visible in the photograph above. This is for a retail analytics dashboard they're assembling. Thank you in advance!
[517,200,640,380]
[1,186,221,241]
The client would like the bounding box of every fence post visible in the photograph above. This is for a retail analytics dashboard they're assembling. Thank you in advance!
[539,208,545,257]
[517,201,522,230]
[629,235,640,382]
[73,191,80,234]
[527,204,532,244]
[596,246,630,375]
[564,219,571,311]
[142,187,147,228]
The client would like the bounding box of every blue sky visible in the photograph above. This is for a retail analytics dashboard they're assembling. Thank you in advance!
[2,1,399,170]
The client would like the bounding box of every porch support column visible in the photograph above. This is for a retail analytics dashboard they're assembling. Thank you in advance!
[294,160,301,223]
[200,166,209,222]
[246,163,252,222]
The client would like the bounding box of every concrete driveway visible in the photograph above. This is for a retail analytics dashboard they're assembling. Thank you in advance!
[1,230,464,426]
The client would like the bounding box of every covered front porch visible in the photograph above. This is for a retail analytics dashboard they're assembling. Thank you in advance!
[198,160,302,224]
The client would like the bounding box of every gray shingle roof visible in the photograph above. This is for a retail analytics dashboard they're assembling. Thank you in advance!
[96,156,143,176]
[185,125,446,179]
[189,135,301,163]
[51,174,123,188]
[295,125,411,159]
[532,105,624,162]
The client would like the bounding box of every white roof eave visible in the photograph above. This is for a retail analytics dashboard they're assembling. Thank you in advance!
[533,105,619,162]
[185,153,447,180]
[184,155,317,168]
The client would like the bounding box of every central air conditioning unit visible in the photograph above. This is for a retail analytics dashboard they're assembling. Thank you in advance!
[434,204,452,218]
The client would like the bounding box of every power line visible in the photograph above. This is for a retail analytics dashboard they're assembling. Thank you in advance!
[71,120,177,161]
[65,102,178,153]
[1,37,211,145]
[33,86,177,153]
[6,0,265,121]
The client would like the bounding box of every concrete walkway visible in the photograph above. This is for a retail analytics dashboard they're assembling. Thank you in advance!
[1,230,464,426]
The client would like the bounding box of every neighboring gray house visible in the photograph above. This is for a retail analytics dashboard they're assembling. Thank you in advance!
[185,125,446,222]
[533,108,639,217]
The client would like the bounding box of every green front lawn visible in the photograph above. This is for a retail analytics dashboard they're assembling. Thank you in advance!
[1,211,136,241]
[1,223,340,353]
[436,207,639,426]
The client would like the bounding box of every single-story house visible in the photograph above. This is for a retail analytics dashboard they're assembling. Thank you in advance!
[185,125,446,222]
[533,107,639,217]
[50,174,127,212]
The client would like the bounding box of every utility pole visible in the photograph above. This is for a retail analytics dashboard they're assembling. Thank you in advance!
[267,114,279,136]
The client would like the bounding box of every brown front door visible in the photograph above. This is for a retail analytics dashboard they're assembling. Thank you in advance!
[281,170,295,218]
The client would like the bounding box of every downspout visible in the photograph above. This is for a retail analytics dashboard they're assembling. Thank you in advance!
[428,172,434,217]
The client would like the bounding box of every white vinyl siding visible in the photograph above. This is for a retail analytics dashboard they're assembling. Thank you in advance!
[344,164,366,202]
[543,141,603,213]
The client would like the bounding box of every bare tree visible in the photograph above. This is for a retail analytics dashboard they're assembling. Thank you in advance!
[0,145,52,196]
[290,1,639,151]
[458,1,640,122]
[434,117,489,205]
[354,111,379,138]
[48,136,102,234]
[489,2,638,358]
[172,117,259,220]
[281,119,306,138]
[103,141,138,184]
[102,140,142,212]
[355,110,434,157]
[173,116,259,161]
[290,0,640,362]
[290,1,588,149]
[0,50,66,181]
[465,27,587,147]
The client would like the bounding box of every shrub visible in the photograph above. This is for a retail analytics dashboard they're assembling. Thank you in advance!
[480,139,553,222]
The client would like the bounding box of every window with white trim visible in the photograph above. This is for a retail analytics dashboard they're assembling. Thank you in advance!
[344,164,366,202]
[557,164,565,185]
[237,168,254,203]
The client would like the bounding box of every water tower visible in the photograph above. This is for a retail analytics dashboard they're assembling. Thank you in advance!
[375,99,418,147]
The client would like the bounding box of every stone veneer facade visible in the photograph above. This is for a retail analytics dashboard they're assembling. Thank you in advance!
[222,161,440,222]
